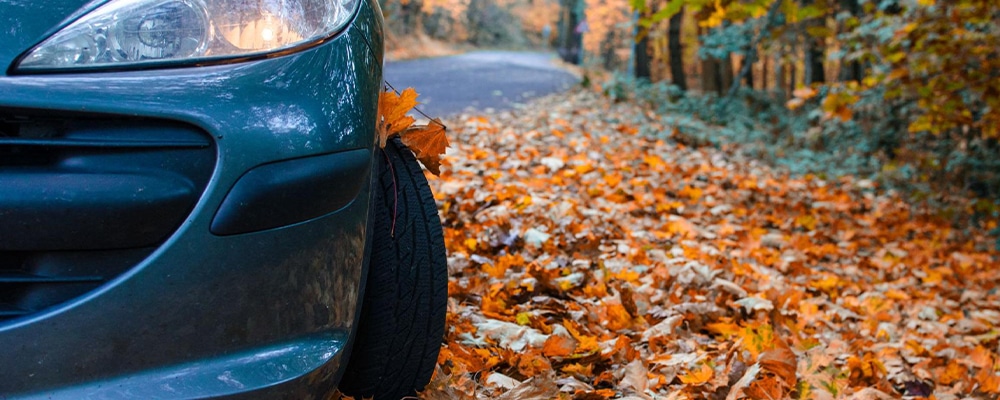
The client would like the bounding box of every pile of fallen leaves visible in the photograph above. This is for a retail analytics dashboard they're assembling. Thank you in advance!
[418,89,1000,399]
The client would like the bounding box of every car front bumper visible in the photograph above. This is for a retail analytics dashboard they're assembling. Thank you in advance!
[0,0,384,398]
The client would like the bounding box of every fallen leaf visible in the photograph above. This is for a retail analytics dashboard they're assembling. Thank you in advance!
[495,371,559,400]
[542,334,577,358]
[725,362,761,400]
[678,363,714,385]
[619,359,649,393]
[400,118,450,176]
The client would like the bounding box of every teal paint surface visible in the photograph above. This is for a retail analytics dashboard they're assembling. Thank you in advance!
[0,0,384,397]
[0,0,100,73]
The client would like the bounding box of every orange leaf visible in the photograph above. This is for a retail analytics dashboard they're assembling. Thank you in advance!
[977,365,1000,394]
[542,334,577,358]
[602,302,633,331]
[938,361,965,385]
[561,362,594,377]
[563,321,599,354]
[706,321,740,337]
[678,363,714,385]
[377,88,418,147]
[481,262,506,279]
[400,118,450,176]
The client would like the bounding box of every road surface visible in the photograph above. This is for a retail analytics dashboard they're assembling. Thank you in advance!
[383,51,580,117]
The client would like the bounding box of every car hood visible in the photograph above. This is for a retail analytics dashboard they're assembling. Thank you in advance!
[1,0,98,74]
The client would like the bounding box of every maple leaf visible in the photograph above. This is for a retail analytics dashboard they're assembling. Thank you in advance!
[377,88,450,175]
[377,87,418,147]
[400,118,450,176]
[678,363,714,385]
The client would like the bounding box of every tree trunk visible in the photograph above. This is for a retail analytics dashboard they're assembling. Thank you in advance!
[789,57,797,92]
[668,9,687,90]
[839,0,863,81]
[634,21,652,79]
[604,31,618,71]
[803,0,826,84]
[699,28,731,95]
[701,58,719,94]
[557,0,582,64]
[775,57,785,98]
[721,53,734,93]
[805,44,826,84]
[762,54,768,90]
[727,0,781,96]
[701,56,732,95]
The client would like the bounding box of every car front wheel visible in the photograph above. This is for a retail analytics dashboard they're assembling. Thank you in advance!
[340,137,447,400]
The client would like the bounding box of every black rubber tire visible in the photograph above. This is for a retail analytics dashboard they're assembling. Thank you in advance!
[340,137,447,400]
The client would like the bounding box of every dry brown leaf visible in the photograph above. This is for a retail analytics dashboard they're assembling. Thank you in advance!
[494,371,558,400]
[420,89,1000,400]
[400,118,449,176]
[619,359,649,394]
[757,345,797,385]
[725,362,761,400]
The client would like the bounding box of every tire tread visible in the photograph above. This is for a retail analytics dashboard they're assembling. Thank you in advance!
[340,138,447,400]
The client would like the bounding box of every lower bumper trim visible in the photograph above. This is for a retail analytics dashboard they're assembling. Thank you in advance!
[211,149,371,235]
[13,332,347,399]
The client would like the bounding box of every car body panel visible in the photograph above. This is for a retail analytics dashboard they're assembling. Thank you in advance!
[0,0,384,398]
[0,0,99,72]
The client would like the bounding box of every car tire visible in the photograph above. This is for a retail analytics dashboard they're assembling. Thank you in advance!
[340,137,447,400]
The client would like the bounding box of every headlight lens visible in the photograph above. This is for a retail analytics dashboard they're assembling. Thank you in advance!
[16,0,359,72]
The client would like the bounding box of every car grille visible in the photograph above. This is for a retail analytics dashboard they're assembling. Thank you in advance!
[0,111,215,324]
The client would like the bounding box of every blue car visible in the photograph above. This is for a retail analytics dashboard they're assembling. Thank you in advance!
[0,0,447,399]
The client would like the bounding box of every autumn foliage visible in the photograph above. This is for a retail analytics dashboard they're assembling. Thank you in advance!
[412,89,999,399]
[377,88,450,176]
[560,0,1000,197]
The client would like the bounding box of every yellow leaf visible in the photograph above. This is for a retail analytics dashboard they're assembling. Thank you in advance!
[515,312,531,326]
[737,322,776,359]
[643,155,667,169]
[377,88,418,147]
[561,363,593,376]
[482,262,506,279]
[679,363,714,385]
[795,214,817,230]
[564,322,599,354]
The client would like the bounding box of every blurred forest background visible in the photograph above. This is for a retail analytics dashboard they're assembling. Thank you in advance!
[380,0,1000,217]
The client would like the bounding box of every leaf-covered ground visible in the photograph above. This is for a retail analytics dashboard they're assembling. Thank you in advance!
[419,89,1000,400]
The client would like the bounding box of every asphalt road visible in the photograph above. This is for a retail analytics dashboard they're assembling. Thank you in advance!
[383,51,580,117]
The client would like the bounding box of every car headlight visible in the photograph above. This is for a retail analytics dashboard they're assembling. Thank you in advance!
[15,0,359,72]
